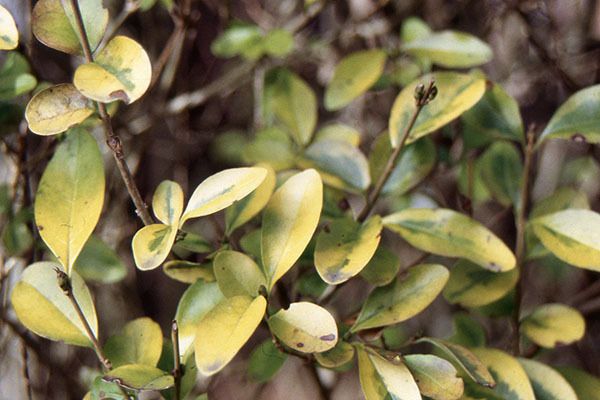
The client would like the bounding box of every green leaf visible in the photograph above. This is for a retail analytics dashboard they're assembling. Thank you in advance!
[315,340,355,369]
[404,354,464,400]
[211,24,262,58]
[25,84,95,136]
[152,180,184,226]
[180,167,267,225]
[32,0,108,54]
[195,295,266,376]
[469,348,535,400]
[132,224,177,271]
[556,367,600,400]
[443,260,518,308]
[324,50,387,111]
[213,250,266,297]
[359,245,401,287]
[357,345,421,400]
[531,209,600,271]
[461,83,524,143]
[314,216,382,284]
[89,376,127,400]
[479,142,523,206]
[242,127,297,171]
[174,231,212,254]
[103,317,163,368]
[539,84,600,143]
[402,30,492,68]
[35,129,105,274]
[74,36,152,104]
[415,338,495,387]
[299,139,371,192]
[383,208,516,272]
[11,262,97,347]
[2,210,33,256]
[175,281,225,361]
[296,270,329,299]
[389,72,486,147]
[263,29,294,57]
[261,169,323,289]
[351,263,449,332]
[163,260,215,284]
[530,188,589,219]
[248,339,287,383]
[369,134,436,196]
[268,302,338,353]
[315,124,361,146]
[0,52,37,100]
[520,303,585,348]
[74,235,127,284]
[449,313,486,348]
[0,5,18,50]
[518,359,577,400]
[264,68,317,146]
[104,364,174,391]
[225,164,276,235]
[401,17,433,43]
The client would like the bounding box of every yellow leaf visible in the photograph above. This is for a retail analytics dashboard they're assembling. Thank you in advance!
[152,180,184,226]
[35,129,105,274]
[180,167,267,226]
[531,209,600,271]
[389,72,485,147]
[225,164,276,235]
[11,262,97,347]
[163,260,215,284]
[103,317,163,368]
[0,5,18,50]
[74,36,151,104]
[383,208,516,272]
[315,216,382,284]
[104,364,174,391]
[25,84,95,136]
[195,295,266,376]
[518,358,577,400]
[213,250,266,297]
[404,354,464,400]
[268,302,338,353]
[261,169,323,289]
[520,303,585,348]
[132,224,177,271]
[357,345,421,400]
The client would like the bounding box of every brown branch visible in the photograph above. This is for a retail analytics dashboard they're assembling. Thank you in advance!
[171,320,182,400]
[67,0,153,226]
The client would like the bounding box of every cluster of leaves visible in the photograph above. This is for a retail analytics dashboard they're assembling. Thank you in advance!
[2,2,600,400]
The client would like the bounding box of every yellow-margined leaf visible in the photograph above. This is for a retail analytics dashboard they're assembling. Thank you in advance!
[213,250,266,297]
[383,208,516,272]
[315,124,361,146]
[225,164,276,235]
[404,354,464,400]
[104,365,173,391]
[556,367,600,400]
[103,317,163,368]
[195,295,266,376]
[314,216,382,284]
[26,84,95,136]
[268,302,337,353]
[152,180,184,226]
[32,0,108,54]
[74,36,151,104]
[351,263,449,332]
[132,224,177,271]
[520,303,585,348]
[357,345,421,400]
[443,260,518,308]
[469,348,535,400]
[163,260,214,284]
[175,281,225,361]
[261,169,322,289]
[35,129,105,274]
[11,262,97,347]
[180,167,267,226]
[0,5,18,50]
[389,72,485,147]
[531,209,600,271]
[325,50,387,111]
[518,359,577,400]
[315,341,355,369]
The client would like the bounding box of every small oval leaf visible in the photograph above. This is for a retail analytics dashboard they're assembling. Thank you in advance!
[520,303,585,348]
[152,180,184,226]
[74,235,127,284]
[163,260,215,284]
[0,5,18,50]
[359,245,401,287]
[104,365,174,391]
[404,354,464,400]
[103,317,163,368]
[557,367,600,400]
[248,339,287,383]
[268,302,338,353]
[314,340,355,369]
[213,250,266,297]
[518,358,577,400]
[132,224,177,271]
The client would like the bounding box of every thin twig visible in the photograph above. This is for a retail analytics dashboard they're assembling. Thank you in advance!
[511,129,536,356]
[171,320,182,400]
[21,340,32,400]
[357,81,437,222]
[67,0,153,226]
[55,268,112,371]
